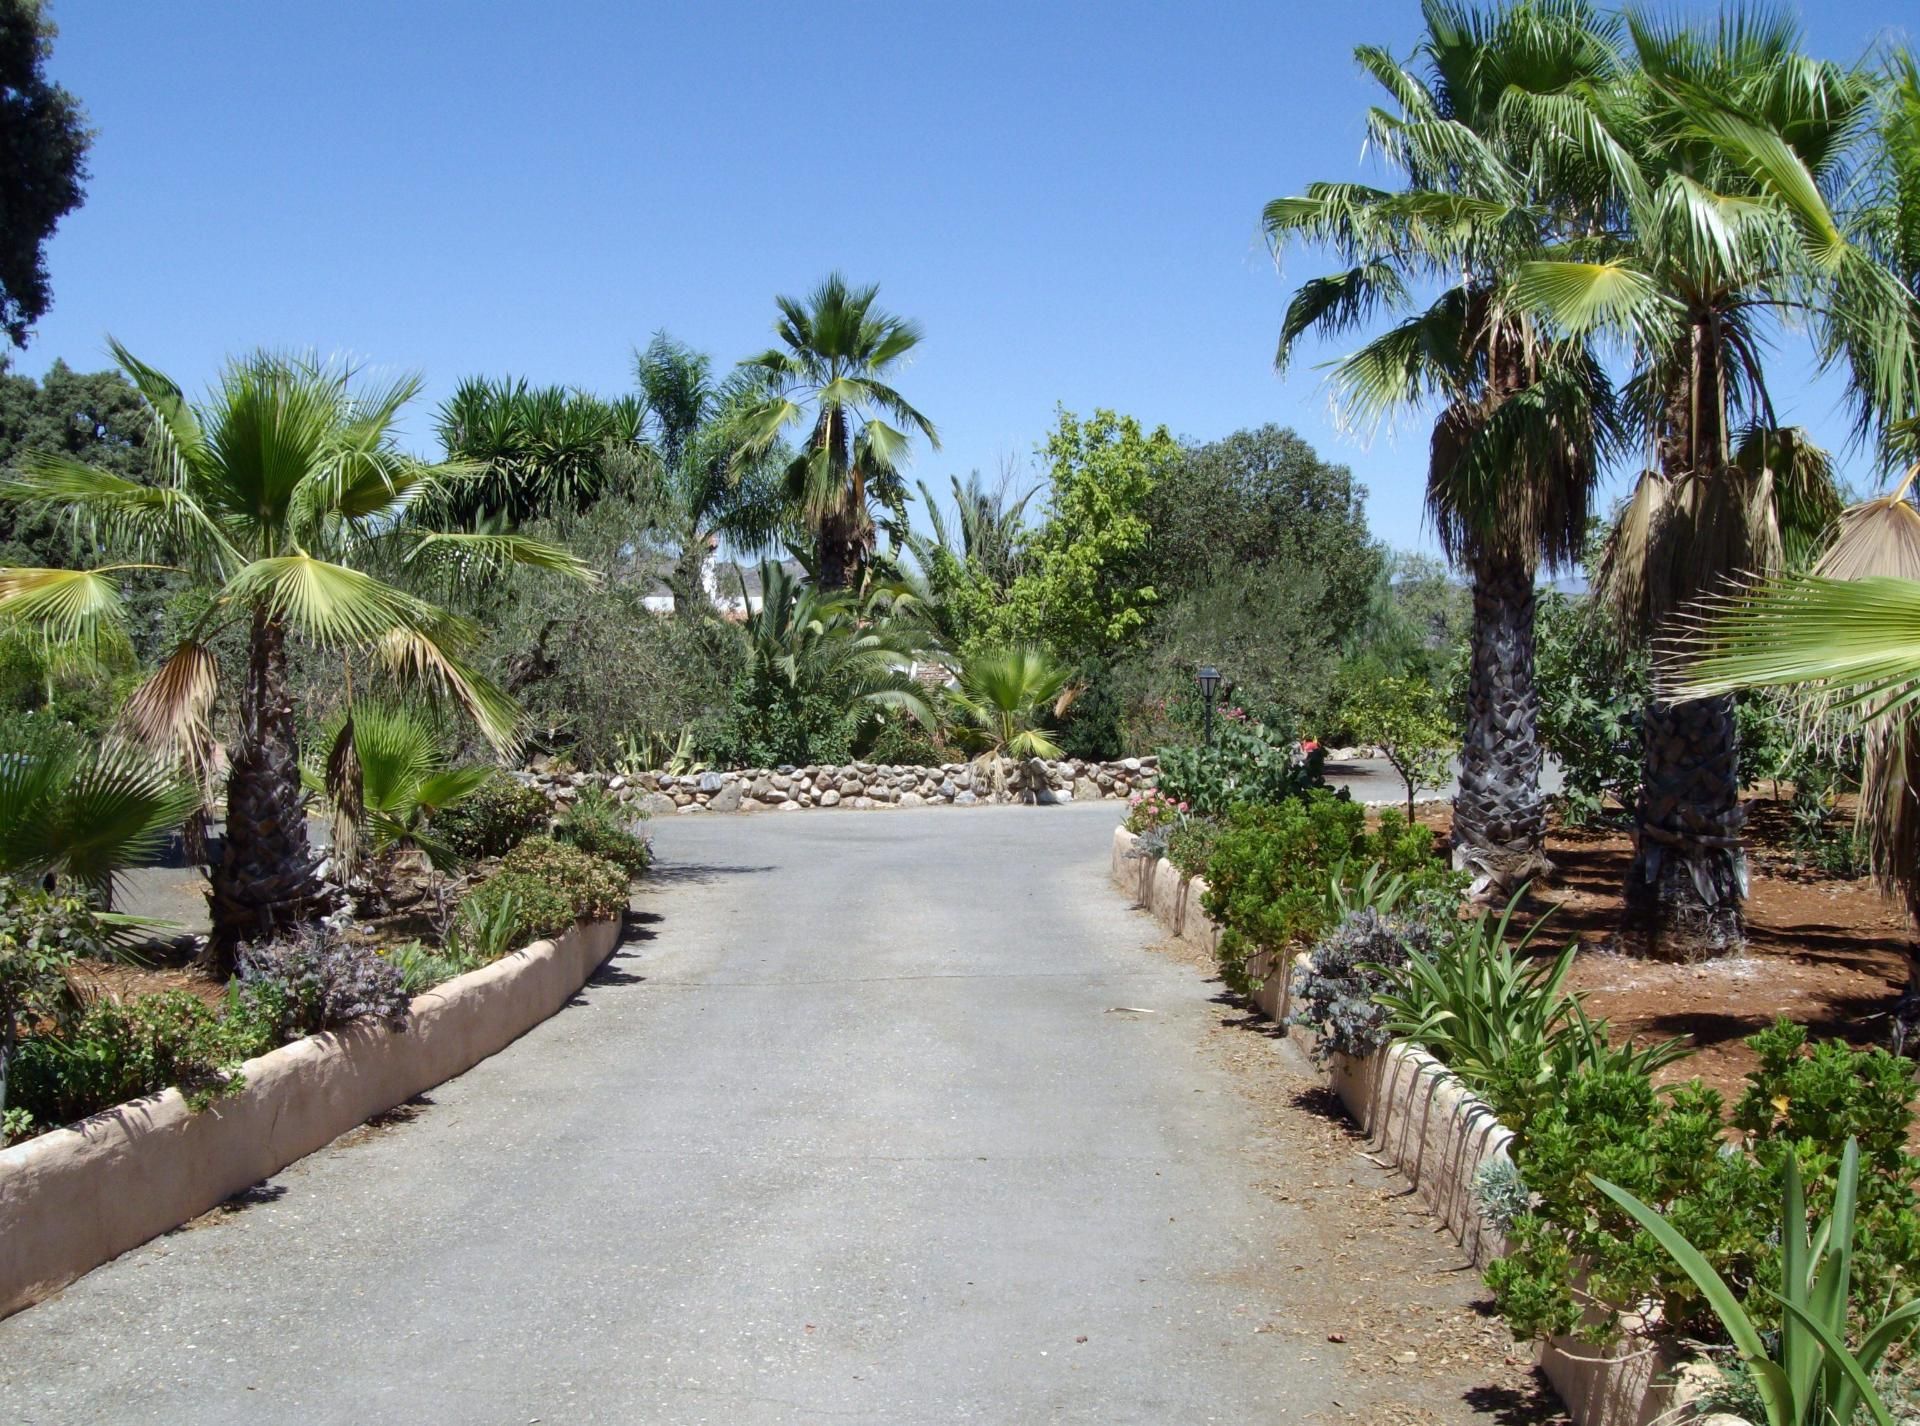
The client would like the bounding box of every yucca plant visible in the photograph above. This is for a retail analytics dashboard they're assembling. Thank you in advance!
[1594,1140,1920,1426]
[0,737,200,907]
[305,701,492,879]
[946,646,1076,801]
[0,346,588,967]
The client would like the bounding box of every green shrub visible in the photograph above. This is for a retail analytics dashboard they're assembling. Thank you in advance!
[1485,1021,1920,1347]
[1377,901,1691,1127]
[1201,794,1456,991]
[236,928,411,1037]
[0,879,110,1128]
[8,988,276,1126]
[380,940,484,995]
[456,871,574,946]
[553,786,651,876]
[858,712,947,767]
[429,773,550,860]
[1165,817,1223,878]
[1155,722,1327,816]
[500,836,629,920]
[1123,789,1186,835]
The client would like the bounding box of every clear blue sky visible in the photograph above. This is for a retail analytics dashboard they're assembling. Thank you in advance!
[13,1,1917,554]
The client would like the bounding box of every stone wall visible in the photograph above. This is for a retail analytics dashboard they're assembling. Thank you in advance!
[518,757,1158,816]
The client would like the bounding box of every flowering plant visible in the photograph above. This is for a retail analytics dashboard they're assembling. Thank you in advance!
[1124,789,1187,834]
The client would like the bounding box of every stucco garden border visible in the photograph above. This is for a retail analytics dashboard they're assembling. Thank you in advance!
[0,916,623,1321]
[1108,827,1705,1426]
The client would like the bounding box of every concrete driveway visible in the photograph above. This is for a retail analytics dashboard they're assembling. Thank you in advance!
[2,802,1472,1424]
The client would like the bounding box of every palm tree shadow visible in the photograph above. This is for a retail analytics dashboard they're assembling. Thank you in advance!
[641,861,778,887]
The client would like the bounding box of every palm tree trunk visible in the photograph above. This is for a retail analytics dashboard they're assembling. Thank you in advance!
[1624,693,1745,961]
[1451,552,1551,896]
[208,608,327,970]
[817,510,853,591]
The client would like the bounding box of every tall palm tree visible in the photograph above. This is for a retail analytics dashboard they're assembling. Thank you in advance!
[0,346,587,966]
[634,331,795,613]
[736,275,940,591]
[1512,13,1901,957]
[1267,0,1618,896]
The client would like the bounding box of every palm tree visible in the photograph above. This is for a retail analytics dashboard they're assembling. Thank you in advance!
[1511,13,1901,957]
[633,332,795,613]
[948,646,1076,801]
[0,738,199,906]
[736,275,940,591]
[0,346,587,966]
[1267,0,1619,896]
[901,469,1037,649]
[306,700,492,880]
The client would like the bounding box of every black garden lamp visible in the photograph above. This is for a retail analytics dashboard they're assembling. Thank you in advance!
[1196,665,1221,747]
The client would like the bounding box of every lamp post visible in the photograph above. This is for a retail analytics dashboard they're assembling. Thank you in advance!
[1196,665,1221,747]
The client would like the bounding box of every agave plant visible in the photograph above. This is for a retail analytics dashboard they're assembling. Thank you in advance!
[0,345,588,967]
[0,737,200,907]
[306,702,492,878]
[1594,1140,1920,1426]
[946,646,1076,801]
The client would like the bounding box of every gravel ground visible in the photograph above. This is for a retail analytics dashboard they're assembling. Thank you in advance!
[4,800,1554,1424]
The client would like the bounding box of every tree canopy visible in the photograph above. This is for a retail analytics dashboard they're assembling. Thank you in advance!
[0,1,90,347]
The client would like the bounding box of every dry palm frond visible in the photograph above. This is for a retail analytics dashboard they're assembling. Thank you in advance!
[1598,464,1784,643]
[323,713,363,883]
[1812,464,1920,583]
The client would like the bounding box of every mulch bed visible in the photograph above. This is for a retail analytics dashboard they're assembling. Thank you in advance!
[1415,799,1914,1108]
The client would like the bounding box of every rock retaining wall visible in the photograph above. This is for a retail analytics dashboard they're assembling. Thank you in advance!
[524,757,1158,816]
[1108,824,1708,1426]
[0,917,622,1321]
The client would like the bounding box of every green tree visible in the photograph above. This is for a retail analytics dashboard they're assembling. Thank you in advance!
[1138,425,1382,629]
[0,361,148,570]
[1344,671,1458,823]
[994,407,1173,661]
[737,275,939,591]
[1512,15,1897,956]
[0,1,89,347]
[947,646,1076,800]
[903,469,1036,649]
[1267,0,1618,897]
[0,346,586,966]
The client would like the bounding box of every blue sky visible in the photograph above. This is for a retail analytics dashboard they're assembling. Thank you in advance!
[12,0,1917,554]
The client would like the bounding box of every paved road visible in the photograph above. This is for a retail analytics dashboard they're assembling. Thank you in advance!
[5,804,1397,1424]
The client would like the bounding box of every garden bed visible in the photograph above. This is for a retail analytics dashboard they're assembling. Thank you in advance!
[1400,802,1916,1109]
[0,916,622,1320]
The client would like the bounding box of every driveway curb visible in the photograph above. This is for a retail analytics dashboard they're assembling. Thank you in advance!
[0,917,622,1320]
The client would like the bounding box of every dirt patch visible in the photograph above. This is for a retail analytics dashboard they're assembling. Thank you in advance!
[1155,928,1563,1424]
[63,947,227,1010]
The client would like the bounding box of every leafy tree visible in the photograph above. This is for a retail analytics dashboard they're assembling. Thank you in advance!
[475,495,745,768]
[431,376,647,528]
[1513,15,1893,956]
[1138,424,1382,629]
[737,275,939,591]
[0,1,89,347]
[902,469,1035,649]
[1534,590,1645,825]
[0,346,586,966]
[1343,671,1457,823]
[993,407,1173,662]
[1114,559,1344,747]
[1267,0,1618,897]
